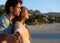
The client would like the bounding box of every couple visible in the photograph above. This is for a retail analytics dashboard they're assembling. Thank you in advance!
[0,0,31,43]
[12,6,31,43]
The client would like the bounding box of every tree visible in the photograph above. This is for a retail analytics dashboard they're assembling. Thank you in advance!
[0,8,5,16]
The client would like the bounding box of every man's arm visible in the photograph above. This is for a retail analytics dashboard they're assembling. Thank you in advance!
[0,33,19,43]
[0,16,10,41]
[0,34,7,41]
[0,16,21,43]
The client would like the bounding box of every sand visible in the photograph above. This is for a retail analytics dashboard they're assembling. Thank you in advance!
[31,39,60,43]
[28,23,60,33]
[27,23,60,43]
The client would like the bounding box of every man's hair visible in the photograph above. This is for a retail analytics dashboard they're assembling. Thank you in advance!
[5,0,22,14]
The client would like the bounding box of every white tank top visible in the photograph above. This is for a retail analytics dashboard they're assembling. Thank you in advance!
[14,21,30,43]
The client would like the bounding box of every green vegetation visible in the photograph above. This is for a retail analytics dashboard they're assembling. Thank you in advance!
[0,8,5,16]
[0,7,60,25]
[26,10,60,24]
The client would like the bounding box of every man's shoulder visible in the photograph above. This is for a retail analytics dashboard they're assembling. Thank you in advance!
[0,13,10,26]
[0,13,9,22]
[0,13,6,19]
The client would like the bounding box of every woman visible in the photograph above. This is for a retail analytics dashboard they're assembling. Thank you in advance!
[13,6,31,43]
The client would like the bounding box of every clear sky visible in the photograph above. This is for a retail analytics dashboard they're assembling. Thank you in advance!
[0,0,60,13]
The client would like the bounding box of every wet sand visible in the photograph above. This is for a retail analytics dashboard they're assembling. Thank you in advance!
[28,23,60,33]
[31,39,60,43]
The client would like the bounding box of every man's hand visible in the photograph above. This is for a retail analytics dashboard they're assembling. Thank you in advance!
[5,34,16,43]
[14,32,22,43]
[5,32,22,43]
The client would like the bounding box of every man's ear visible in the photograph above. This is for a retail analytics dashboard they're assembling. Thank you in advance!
[10,7,14,12]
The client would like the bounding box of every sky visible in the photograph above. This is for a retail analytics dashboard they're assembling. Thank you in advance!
[0,0,60,13]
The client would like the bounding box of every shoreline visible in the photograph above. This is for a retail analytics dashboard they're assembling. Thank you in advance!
[27,23,60,33]
[27,23,60,43]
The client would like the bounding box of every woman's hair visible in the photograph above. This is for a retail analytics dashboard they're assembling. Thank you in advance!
[18,6,28,21]
[12,6,28,24]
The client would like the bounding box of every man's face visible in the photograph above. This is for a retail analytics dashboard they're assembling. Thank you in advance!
[13,3,21,16]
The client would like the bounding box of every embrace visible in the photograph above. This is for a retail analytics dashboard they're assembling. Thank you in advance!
[0,0,31,43]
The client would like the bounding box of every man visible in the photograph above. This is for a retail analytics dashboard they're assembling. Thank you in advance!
[0,0,22,43]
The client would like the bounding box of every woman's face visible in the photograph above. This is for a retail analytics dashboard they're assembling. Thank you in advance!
[24,9,29,19]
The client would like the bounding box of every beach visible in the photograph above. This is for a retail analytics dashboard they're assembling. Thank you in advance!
[31,39,60,43]
[27,23,60,43]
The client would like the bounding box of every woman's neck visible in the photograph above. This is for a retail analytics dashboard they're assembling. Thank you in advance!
[21,18,25,25]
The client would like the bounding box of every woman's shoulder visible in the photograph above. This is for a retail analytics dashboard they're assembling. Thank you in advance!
[14,21,22,29]
[15,21,23,26]
[15,21,21,25]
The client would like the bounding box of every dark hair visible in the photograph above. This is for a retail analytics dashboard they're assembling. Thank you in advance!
[5,0,22,14]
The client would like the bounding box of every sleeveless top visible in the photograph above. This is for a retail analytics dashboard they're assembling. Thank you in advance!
[14,21,31,43]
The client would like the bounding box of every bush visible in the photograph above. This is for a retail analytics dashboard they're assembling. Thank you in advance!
[0,9,5,16]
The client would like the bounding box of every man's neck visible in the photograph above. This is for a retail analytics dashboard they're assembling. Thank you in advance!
[8,13,15,20]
